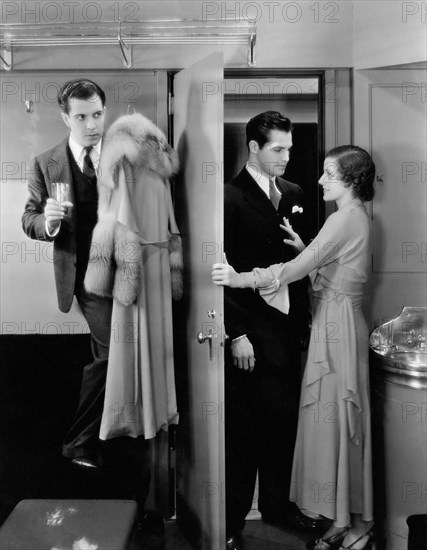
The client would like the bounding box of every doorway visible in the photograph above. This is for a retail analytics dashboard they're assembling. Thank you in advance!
[221,73,324,521]
[223,72,325,241]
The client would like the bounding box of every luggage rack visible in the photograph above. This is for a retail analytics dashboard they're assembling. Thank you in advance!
[0,19,257,70]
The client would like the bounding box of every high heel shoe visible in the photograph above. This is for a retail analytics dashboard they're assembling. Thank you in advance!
[306,528,348,550]
[339,528,375,550]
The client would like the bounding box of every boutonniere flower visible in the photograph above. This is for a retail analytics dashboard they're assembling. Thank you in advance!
[292,205,303,214]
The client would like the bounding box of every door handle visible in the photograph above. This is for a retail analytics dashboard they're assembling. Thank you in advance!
[197,329,213,361]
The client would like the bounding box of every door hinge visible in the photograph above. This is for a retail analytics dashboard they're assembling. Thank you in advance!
[168,93,174,115]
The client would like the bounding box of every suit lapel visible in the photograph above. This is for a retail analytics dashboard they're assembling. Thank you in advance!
[276,177,299,219]
[47,138,73,189]
[237,168,279,225]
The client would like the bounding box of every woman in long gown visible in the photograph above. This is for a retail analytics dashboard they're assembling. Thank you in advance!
[213,146,376,550]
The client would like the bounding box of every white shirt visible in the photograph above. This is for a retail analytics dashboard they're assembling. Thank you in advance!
[68,134,102,175]
[246,162,282,199]
[46,136,102,236]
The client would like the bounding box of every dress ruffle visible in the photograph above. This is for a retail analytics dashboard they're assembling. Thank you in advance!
[303,284,363,445]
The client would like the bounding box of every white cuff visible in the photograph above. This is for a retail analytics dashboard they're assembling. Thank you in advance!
[232,334,247,343]
[45,220,60,238]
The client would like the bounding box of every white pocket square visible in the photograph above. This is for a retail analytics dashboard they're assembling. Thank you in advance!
[292,205,303,214]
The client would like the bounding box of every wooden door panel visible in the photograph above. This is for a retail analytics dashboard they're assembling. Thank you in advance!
[173,52,225,550]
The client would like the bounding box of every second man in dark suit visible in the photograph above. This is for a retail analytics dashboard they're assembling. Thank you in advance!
[223,111,316,549]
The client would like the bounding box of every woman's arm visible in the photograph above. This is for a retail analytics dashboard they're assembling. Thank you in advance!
[212,262,279,289]
[213,210,349,289]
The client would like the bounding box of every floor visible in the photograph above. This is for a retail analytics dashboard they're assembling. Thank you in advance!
[0,334,326,550]
[241,520,315,550]
[133,516,317,550]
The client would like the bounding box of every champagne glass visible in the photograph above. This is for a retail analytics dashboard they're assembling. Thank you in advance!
[51,182,72,215]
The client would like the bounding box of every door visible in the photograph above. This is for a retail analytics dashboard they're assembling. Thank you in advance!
[172,52,225,549]
[353,69,427,322]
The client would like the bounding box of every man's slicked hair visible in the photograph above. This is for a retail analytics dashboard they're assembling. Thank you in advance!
[58,78,106,114]
[246,110,293,149]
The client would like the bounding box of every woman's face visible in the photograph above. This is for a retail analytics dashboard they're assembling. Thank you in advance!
[318,157,353,205]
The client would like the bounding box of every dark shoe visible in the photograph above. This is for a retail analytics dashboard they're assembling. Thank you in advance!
[71,456,99,469]
[140,510,165,537]
[307,527,349,549]
[137,510,166,550]
[226,532,244,550]
[284,510,326,532]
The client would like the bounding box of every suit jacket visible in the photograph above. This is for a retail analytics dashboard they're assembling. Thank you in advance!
[22,138,78,313]
[224,167,310,377]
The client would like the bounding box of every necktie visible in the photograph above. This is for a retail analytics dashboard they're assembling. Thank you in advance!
[83,146,96,179]
[269,177,281,210]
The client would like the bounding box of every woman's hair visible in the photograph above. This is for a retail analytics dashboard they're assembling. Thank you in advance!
[246,110,293,148]
[326,145,376,202]
[57,78,106,114]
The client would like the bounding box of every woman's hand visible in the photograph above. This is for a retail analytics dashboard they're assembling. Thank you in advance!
[212,263,241,288]
[280,217,305,253]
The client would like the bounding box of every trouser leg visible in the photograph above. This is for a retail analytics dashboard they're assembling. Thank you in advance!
[225,363,259,534]
[62,289,113,458]
[257,372,299,519]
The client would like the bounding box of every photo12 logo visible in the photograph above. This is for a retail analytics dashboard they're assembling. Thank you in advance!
[402,2,427,22]
[201,2,340,24]
[1,2,142,24]
[402,82,427,103]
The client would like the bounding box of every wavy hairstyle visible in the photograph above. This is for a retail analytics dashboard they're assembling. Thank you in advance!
[326,145,376,202]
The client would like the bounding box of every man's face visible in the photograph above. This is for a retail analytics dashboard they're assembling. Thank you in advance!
[250,129,293,178]
[61,94,105,147]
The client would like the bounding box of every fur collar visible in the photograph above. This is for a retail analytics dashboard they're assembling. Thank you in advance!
[97,112,179,213]
[84,112,183,306]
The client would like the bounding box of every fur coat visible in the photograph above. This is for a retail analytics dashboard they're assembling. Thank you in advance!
[84,112,183,305]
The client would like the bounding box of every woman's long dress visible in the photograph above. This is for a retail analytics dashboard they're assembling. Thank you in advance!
[99,161,179,440]
[252,199,373,527]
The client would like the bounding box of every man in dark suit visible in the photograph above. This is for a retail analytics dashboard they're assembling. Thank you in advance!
[22,79,111,469]
[222,111,318,548]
